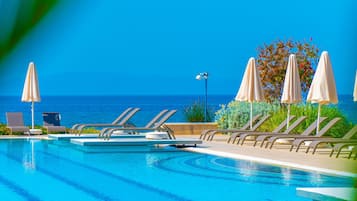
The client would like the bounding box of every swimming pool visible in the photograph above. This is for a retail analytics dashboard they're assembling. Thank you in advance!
[0,139,354,201]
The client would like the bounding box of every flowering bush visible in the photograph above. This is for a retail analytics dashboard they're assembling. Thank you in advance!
[256,39,319,102]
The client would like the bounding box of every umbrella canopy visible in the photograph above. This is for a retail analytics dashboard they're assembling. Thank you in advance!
[281,54,302,129]
[353,71,357,101]
[307,51,338,133]
[22,62,41,129]
[235,57,264,129]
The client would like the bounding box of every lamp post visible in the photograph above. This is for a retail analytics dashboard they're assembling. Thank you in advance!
[195,72,208,122]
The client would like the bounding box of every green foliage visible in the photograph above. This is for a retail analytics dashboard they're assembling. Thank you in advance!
[311,105,353,137]
[256,39,319,102]
[215,101,280,129]
[257,104,354,137]
[0,124,10,135]
[80,128,101,134]
[257,107,289,132]
[215,102,354,138]
[183,101,213,122]
[0,123,30,135]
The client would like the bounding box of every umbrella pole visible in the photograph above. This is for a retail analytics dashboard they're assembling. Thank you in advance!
[31,101,34,129]
[316,104,321,134]
[286,104,290,129]
[250,102,253,130]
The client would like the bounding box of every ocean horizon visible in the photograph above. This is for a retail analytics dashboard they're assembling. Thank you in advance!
[0,94,355,128]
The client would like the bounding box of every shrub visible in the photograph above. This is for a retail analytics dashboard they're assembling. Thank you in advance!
[183,101,213,122]
[215,101,280,129]
[215,102,354,138]
[257,104,354,137]
[0,124,10,135]
[80,128,101,134]
[308,104,353,138]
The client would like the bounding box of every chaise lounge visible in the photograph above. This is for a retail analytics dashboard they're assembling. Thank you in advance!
[100,109,177,140]
[71,107,140,134]
[199,114,262,140]
[237,116,307,145]
[265,117,341,149]
[6,112,30,135]
[331,142,357,159]
[42,112,67,134]
[298,125,357,154]
[200,114,271,143]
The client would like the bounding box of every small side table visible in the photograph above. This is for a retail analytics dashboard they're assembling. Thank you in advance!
[30,129,42,135]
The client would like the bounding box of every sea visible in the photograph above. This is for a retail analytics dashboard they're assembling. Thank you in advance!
[0,95,356,128]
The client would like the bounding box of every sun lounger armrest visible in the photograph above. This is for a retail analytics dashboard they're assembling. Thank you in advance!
[200,129,215,139]
[71,124,81,130]
[79,124,127,128]
[238,132,279,145]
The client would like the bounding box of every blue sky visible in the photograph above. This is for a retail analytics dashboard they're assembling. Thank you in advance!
[0,0,356,96]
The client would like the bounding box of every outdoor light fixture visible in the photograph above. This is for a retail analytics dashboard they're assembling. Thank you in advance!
[195,72,208,122]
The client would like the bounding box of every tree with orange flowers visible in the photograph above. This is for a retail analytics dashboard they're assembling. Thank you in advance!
[256,39,319,102]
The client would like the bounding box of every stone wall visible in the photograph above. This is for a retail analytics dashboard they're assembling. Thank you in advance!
[164,122,218,135]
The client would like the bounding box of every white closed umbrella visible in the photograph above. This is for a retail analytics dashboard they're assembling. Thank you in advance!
[281,54,302,129]
[307,51,338,134]
[235,57,265,129]
[22,62,41,129]
[353,71,357,101]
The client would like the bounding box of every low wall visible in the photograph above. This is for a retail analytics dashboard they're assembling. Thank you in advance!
[164,122,218,135]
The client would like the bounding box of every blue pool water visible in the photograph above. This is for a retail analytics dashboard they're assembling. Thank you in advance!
[0,139,355,201]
